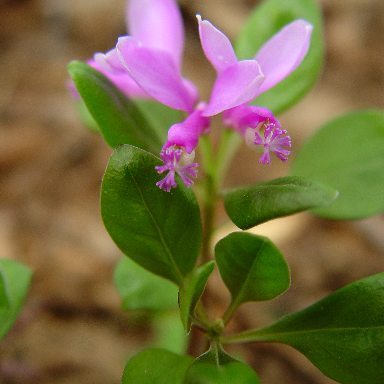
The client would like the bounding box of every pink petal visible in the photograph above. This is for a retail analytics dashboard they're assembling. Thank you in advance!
[94,49,125,72]
[197,15,237,73]
[203,60,264,117]
[255,19,313,94]
[117,37,197,112]
[223,104,280,134]
[127,0,184,69]
[165,108,210,153]
[88,58,148,99]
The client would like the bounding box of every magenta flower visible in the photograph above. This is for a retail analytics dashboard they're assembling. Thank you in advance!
[82,0,313,191]
[81,0,204,191]
[115,0,198,113]
[198,17,312,164]
[114,0,208,191]
[223,105,292,164]
[90,0,199,107]
[155,106,210,191]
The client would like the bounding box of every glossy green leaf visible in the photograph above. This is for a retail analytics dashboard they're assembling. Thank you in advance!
[227,273,384,384]
[114,257,178,311]
[185,344,260,384]
[215,233,290,312]
[101,145,202,285]
[152,311,187,354]
[224,176,338,230]
[68,61,163,153]
[235,0,323,114]
[292,110,384,219]
[0,259,32,339]
[179,261,215,332]
[122,348,193,384]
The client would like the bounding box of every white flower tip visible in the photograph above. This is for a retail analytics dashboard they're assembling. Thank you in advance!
[93,53,110,71]
[294,19,314,34]
[196,14,210,27]
[117,36,129,45]
[93,52,104,62]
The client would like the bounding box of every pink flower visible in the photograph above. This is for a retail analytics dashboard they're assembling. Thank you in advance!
[115,0,198,113]
[82,0,204,191]
[81,0,313,191]
[155,106,209,191]
[198,17,312,164]
[115,1,207,191]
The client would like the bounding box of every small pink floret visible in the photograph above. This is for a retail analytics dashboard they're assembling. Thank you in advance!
[254,122,292,164]
[155,147,199,192]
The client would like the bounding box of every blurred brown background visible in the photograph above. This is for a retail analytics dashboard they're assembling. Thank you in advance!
[0,0,383,383]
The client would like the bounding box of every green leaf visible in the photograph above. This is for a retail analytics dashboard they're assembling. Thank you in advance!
[101,145,202,285]
[0,271,9,308]
[0,259,32,339]
[152,311,187,354]
[68,61,163,153]
[235,0,323,114]
[114,257,178,311]
[179,261,215,332]
[185,344,260,384]
[228,273,384,384]
[75,100,99,133]
[292,110,384,219]
[215,233,290,314]
[122,348,193,384]
[224,176,338,230]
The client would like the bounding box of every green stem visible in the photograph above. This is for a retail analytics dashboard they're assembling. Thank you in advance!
[186,129,242,352]
[194,301,211,328]
[199,136,219,263]
[215,129,242,185]
[199,129,242,262]
[221,299,239,325]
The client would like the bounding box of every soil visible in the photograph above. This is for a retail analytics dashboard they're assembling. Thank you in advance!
[0,0,383,383]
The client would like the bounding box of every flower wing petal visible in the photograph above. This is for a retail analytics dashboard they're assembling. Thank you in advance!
[89,57,148,99]
[203,60,264,117]
[117,37,197,111]
[197,15,237,73]
[255,19,313,94]
[127,0,184,68]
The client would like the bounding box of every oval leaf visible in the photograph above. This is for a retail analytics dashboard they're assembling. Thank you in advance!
[122,348,193,384]
[292,110,384,219]
[101,145,202,285]
[114,257,178,311]
[179,261,215,332]
[0,259,32,339]
[230,273,384,384]
[185,345,260,384]
[215,233,290,311]
[235,0,323,114]
[68,61,163,153]
[224,176,338,229]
